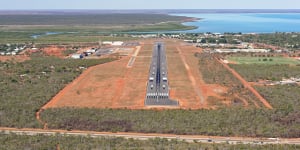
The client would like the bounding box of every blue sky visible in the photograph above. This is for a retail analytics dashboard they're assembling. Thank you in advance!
[0,0,299,10]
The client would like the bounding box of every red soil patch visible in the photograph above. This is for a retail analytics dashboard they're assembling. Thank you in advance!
[41,46,67,57]
[227,60,237,64]
[43,44,149,109]
[165,40,229,109]
[0,55,29,62]
[201,84,227,99]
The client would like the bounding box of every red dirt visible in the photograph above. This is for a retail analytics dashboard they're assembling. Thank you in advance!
[0,55,29,62]
[217,58,273,109]
[176,46,205,107]
[41,46,67,57]
[42,44,148,109]
[166,40,228,109]
[227,60,237,64]
[40,39,251,111]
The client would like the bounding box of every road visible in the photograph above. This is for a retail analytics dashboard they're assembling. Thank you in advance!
[145,42,178,106]
[1,127,299,145]
[216,57,273,109]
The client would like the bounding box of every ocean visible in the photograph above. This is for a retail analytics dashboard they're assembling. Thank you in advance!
[171,13,300,33]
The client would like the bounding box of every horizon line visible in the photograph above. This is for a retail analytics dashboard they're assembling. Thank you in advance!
[1,9,300,10]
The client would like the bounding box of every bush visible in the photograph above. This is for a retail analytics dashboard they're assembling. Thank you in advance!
[0,56,115,128]
[41,106,300,138]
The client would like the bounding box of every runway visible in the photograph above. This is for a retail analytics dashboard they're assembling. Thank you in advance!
[145,42,178,106]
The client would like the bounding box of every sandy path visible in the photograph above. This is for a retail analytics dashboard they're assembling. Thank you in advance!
[176,47,205,105]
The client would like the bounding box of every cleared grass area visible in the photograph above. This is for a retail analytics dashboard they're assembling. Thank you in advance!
[227,56,300,65]
[34,34,138,44]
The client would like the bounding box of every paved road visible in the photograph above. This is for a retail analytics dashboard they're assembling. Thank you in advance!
[1,127,299,145]
[145,42,178,106]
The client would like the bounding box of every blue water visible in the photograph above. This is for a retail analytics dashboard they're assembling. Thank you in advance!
[171,13,300,33]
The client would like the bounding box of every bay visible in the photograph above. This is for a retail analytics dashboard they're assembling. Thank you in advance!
[171,13,300,33]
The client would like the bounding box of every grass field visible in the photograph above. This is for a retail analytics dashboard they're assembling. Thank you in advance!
[227,56,300,65]
[0,22,195,44]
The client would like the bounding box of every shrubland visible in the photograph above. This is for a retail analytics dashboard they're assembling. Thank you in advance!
[0,56,115,128]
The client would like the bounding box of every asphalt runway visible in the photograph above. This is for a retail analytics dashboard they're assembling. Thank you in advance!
[145,42,178,106]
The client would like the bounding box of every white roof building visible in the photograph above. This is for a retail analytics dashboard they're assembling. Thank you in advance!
[112,41,124,46]
[102,41,113,45]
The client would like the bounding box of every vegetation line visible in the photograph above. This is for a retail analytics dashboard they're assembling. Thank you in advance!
[36,59,117,128]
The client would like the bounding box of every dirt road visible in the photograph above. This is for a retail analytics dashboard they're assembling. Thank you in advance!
[176,47,205,104]
[216,58,273,109]
[1,127,299,145]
